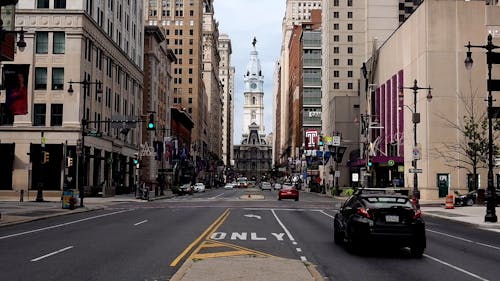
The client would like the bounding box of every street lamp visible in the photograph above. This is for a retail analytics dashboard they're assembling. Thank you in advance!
[67,79,103,207]
[464,34,499,223]
[400,79,432,209]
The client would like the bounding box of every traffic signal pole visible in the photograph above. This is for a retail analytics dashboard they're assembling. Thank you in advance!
[36,131,45,202]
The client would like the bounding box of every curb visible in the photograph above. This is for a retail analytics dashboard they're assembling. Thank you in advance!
[304,262,325,281]
[422,211,500,230]
[169,258,194,281]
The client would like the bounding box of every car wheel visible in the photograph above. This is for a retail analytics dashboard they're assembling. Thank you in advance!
[278,196,282,200]
[466,198,474,206]
[334,223,344,245]
[410,244,425,258]
[295,197,299,201]
[345,235,358,253]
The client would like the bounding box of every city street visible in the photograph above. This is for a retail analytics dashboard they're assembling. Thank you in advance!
[1,188,499,281]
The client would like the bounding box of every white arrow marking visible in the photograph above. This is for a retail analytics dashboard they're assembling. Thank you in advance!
[244,214,261,219]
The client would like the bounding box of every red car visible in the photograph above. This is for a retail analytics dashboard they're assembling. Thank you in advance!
[278,185,299,201]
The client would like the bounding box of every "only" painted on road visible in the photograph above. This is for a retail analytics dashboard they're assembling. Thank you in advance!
[210,232,286,241]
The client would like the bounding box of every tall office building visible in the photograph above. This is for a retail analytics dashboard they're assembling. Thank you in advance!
[0,0,144,196]
[275,0,322,166]
[145,0,210,162]
[218,34,235,167]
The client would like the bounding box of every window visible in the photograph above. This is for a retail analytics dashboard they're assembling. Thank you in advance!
[333,47,339,54]
[333,23,339,30]
[334,35,339,42]
[347,83,353,89]
[188,98,192,104]
[54,0,66,8]
[347,35,353,42]
[35,68,47,90]
[348,71,353,77]
[33,104,46,126]
[347,59,353,65]
[333,12,339,18]
[53,32,65,54]
[348,11,353,18]
[36,32,48,54]
[334,83,339,89]
[52,68,64,90]
[333,59,339,65]
[50,104,63,126]
[347,23,353,30]
[347,0,352,6]
[334,0,339,6]
[334,71,339,78]
[37,0,49,8]
[347,47,353,54]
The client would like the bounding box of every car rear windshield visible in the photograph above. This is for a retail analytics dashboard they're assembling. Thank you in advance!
[363,196,412,208]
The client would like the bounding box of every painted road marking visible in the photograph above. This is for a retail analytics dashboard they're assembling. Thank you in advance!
[133,220,148,226]
[424,254,489,281]
[191,240,274,260]
[427,229,500,251]
[210,232,284,241]
[31,246,74,262]
[244,214,262,219]
[170,209,230,267]
[271,209,296,241]
[0,210,130,240]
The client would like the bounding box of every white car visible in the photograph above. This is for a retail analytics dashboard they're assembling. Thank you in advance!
[261,182,272,191]
[273,183,282,190]
[192,182,206,192]
[224,183,234,189]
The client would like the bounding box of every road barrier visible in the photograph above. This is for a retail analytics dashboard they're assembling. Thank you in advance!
[445,194,454,209]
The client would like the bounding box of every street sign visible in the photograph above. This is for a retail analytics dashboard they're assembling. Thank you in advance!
[332,136,341,146]
[409,168,423,173]
[84,130,102,137]
[412,146,421,160]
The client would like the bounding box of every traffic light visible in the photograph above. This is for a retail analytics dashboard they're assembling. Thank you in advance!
[42,151,50,164]
[367,158,373,171]
[147,113,155,130]
[133,153,140,168]
[66,157,73,167]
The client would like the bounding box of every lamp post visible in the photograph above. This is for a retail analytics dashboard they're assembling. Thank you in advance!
[400,79,432,209]
[68,79,103,207]
[464,34,499,223]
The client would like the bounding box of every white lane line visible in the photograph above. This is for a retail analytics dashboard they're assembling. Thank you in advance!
[134,220,148,226]
[31,246,74,262]
[427,229,500,251]
[271,209,295,241]
[424,254,489,281]
[296,248,302,253]
[318,210,336,219]
[300,256,307,262]
[210,192,226,199]
[0,210,130,240]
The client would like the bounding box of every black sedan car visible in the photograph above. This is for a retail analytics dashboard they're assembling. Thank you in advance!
[334,188,426,258]
[454,189,500,206]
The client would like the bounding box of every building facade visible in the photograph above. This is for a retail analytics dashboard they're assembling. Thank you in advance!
[0,0,144,198]
[218,33,234,167]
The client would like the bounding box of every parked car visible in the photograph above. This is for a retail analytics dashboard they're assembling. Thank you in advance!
[224,183,234,189]
[261,182,272,191]
[333,188,426,258]
[273,183,282,190]
[177,183,194,195]
[278,185,299,201]
[192,182,206,192]
[454,189,500,206]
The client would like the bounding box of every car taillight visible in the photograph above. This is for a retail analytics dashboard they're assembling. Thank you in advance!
[357,208,371,219]
[413,209,422,219]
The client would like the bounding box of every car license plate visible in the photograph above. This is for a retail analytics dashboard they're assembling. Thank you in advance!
[385,215,399,223]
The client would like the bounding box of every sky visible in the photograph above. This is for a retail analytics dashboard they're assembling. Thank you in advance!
[213,0,286,144]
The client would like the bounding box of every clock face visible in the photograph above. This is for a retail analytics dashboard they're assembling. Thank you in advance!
[250,82,257,89]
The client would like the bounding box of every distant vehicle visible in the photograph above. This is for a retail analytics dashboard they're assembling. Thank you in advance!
[192,182,206,192]
[260,182,272,191]
[278,185,299,201]
[177,183,194,195]
[333,188,426,258]
[236,177,248,188]
[224,183,234,189]
[273,183,282,190]
[454,189,500,206]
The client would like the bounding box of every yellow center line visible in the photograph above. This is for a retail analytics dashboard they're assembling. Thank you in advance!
[170,209,230,267]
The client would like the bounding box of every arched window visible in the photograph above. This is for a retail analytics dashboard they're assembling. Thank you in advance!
[252,97,256,104]
[251,110,256,120]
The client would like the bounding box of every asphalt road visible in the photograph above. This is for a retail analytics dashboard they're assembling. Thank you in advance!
[1,187,499,281]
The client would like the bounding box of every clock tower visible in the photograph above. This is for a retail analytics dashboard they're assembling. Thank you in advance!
[243,37,265,134]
